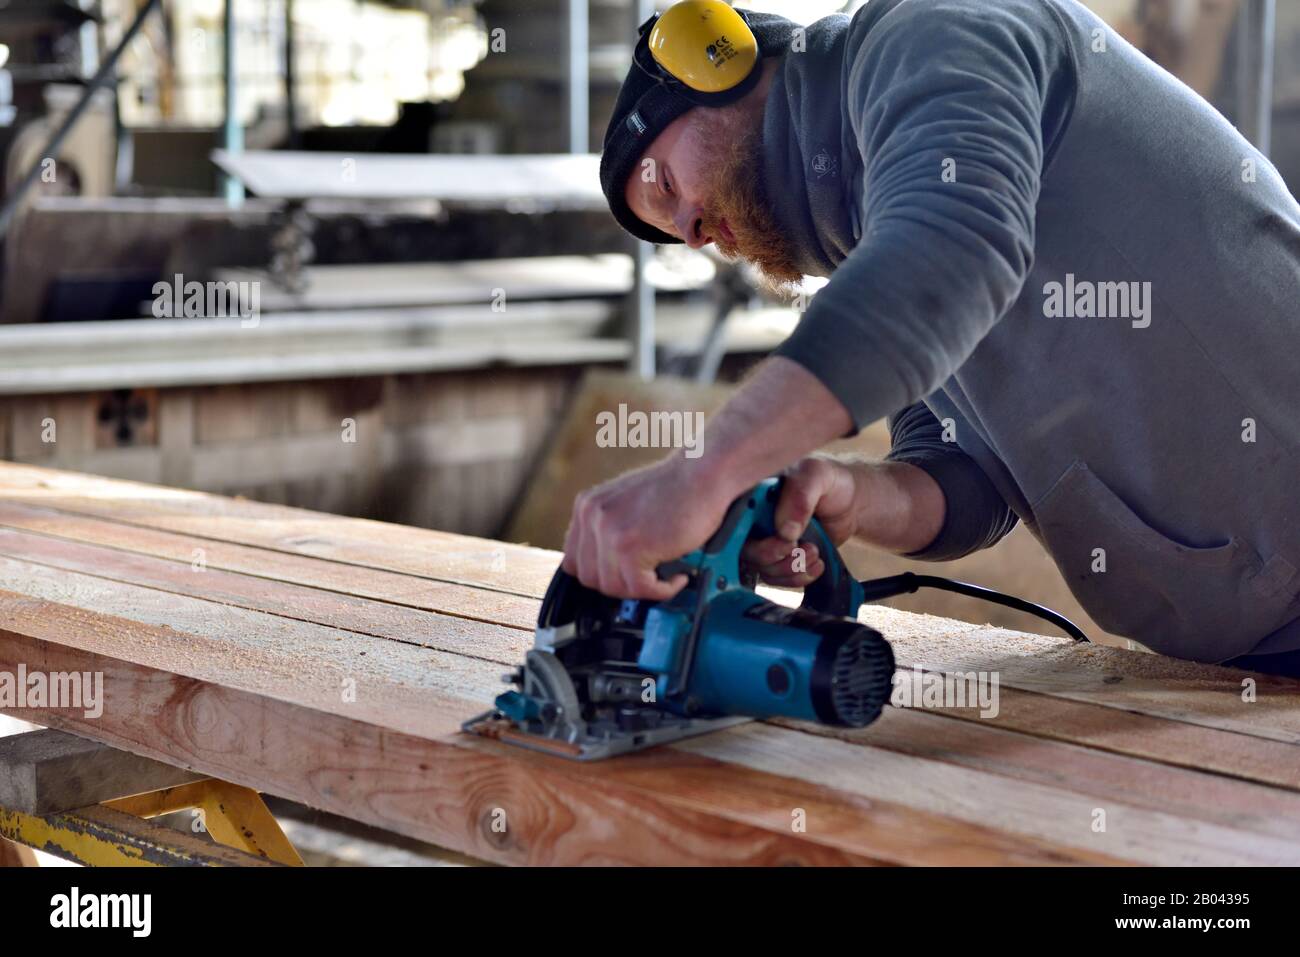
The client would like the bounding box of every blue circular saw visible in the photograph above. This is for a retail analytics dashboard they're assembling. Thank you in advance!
[463,477,1084,761]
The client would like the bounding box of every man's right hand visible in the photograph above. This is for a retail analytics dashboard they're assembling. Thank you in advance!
[740,455,947,589]
[741,457,862,588]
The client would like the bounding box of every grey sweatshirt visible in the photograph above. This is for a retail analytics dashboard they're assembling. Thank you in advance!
[762,0,1300,660]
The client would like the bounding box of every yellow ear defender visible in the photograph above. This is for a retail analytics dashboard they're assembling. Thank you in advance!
[634,0,762,106]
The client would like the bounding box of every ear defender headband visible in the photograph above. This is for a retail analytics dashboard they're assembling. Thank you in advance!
[633,0,762,108]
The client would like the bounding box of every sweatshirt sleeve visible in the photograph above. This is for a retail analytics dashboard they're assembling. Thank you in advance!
[774,0,1054,430]
[884,402,1018,561]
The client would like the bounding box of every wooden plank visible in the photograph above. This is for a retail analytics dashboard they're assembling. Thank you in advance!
[0,531,1135,865]
[157,390,195,489]
[0,604,1124,866]
[0,498,537,630]
[0,729,203,814]
[2,462,1298,864]
[870,681,1300,790]
[0,461,559,596]
[194,382,295,445]
[860,604,1300,744]
[0,299,614,360]
[3,485,1290,791]
[0,565,503,742]
[9,396,55,460]
[3,459,1298,750]
[0,550,1285,865]
[0,525,530,665]
[777,708,1300,842]
[48,395,98,465]
[748,587,1300,749]
[9,497,1288,797]
[0,319,626,394]
[188,432,388,488]
[677,723,1300,866]
[0,577,475,741]
[912,684,1300,791]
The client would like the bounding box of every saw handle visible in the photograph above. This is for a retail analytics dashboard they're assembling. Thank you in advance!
[656,478,863,619]
[653,480,758,582]
[753,478,862,619]
[791,508,861,618]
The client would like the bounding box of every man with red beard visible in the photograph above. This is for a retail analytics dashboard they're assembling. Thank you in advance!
[567,0,1300,672]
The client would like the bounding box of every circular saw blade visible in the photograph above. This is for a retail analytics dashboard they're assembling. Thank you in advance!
[523,649,584,743]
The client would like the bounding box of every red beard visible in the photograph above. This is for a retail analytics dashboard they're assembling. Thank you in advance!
[697,114,804,288]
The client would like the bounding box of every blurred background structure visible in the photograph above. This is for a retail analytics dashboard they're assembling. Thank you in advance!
[0,0,1291,643]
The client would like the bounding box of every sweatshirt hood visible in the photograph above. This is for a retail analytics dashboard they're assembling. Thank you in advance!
[759,13,855,278]
[759,3,906,277]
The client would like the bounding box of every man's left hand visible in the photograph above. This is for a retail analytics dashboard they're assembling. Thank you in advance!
[561,455,736,601]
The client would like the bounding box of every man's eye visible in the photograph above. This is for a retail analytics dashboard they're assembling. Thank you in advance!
[663,175,673,195]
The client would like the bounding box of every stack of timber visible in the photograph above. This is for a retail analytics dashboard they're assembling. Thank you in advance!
[0,462,1297,865]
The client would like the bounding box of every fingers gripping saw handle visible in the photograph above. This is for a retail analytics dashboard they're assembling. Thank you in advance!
[656,477,865,618]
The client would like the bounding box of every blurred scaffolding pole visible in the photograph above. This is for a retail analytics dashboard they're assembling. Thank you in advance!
[568,0,589,152]
[222,0,244,205]
[285,0,300,148]
[1237,0,1277,155]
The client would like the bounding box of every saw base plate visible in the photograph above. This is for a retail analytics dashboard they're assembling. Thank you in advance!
[461,710,750,761]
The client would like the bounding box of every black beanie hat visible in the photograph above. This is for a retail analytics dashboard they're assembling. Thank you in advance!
[599,8,799,245]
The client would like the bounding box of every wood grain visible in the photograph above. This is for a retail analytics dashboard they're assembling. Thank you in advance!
[0,461,557,595]
[865,605,1300,743]
[777,708,1300,841]
[758,587,1300,746]
[0,525,532,665]
[853,684,1300,792]
[0,606,1118,865]
[678,722,1300,866]
[1,461,1297,866]
[0,499,537,630]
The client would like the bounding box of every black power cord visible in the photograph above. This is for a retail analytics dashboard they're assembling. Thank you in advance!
[857,572,1089,643]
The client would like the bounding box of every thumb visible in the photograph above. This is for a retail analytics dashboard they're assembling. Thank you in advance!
[774,460,832,542]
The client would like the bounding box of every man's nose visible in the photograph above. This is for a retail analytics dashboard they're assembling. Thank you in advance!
[674,206,711,249]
